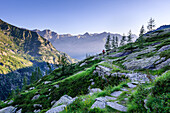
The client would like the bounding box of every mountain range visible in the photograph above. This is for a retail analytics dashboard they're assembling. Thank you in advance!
[0,19,76,100]
[33,29,137,60]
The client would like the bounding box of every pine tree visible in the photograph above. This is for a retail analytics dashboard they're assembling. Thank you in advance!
[115,36,118,48]
[22,76,27,90]
[30,71,36,83]
[120,34,126,46]
[112,36,116,49]
[127,30,133,43]
[139,25,145,37]
[127,30,133,51]
[105,35,111,50]
[147,18,155,31]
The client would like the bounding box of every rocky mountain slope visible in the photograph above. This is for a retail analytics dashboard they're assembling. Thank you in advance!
[0,19,77,100]
[33,29,137,60]
[0,25,169,113]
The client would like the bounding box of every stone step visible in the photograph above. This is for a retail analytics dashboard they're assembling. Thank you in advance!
[107,102,127,112]
[111,91,122,97]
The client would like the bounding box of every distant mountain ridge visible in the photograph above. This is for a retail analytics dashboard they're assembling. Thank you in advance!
[33,29,137,60]
[0,19,76,100]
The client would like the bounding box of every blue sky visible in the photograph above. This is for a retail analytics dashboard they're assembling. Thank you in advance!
[0,0,170,35]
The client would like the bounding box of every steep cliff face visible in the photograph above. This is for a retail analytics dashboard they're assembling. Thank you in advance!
[0,19,77,100]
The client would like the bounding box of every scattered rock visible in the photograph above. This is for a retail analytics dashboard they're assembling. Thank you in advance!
[121,88,128,91]
[123,56,160,70]
[95,96,116,102]
[33,104,42,108]
[89,88,102,95]
[80,62,86,67]
[90,79,93,81]
[144,99,148,109]
[52,95,76,108]
[8,100,13,104]
[111,91,122,97]
[158,45,170,52]
[32,94,40,100]
[54,84,59,88]
[125,46,156,60]
[0,106,15,113]
[34,109,41,113]
[16,108,22,113]
[91,101,106,109]
[155,58,170,70]
[44,81,51,84]
[46,105,66,113]
[91,82,95,85]
[29,87,35,90]
[127,83,137,88]
[107,102,127,112]
[155,57,166,64]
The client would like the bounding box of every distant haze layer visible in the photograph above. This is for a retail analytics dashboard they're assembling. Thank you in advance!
[33,29,137,60]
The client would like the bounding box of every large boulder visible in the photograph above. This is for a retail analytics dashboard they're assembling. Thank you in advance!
[0,106,15,113]
[52,95,76,108]
[123,56,160,70]
[46,105,66,113]
[91,101,106,109]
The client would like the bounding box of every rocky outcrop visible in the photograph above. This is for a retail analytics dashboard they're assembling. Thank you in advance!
[158,45,170,52]
[0,106,15,113]
[123,56,160,70]
[125,46,156,60]
[155,58,170,70]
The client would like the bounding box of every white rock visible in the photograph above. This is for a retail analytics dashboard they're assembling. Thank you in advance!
[52,95,74,108]
[29,87,35,90]
[16,108,22,113]
[111,91,122,97]
[0,106,15,113]
[121,88,128,91]
[106,102,127,112]
[46,105,66,113]
[44,81,51,84]
[158,45,170,52]
[91,101,106,109]
[34,104,42,108]
[8,100,13,104]
[32,94,40,100]
[54,85,59,88]
[91,82,95,85]
[89,88,102,94]
[34,109,41,113]
[127,83,137,88]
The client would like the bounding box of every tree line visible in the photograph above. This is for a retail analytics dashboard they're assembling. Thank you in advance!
[105,17,156,51]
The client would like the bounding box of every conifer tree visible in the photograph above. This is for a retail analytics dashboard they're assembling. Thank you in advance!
[127,30,133,51]
[120,34,126,46]
[115,36,118,48]
[22,76,27,90]
[139,25,145,37]
[147,18,155,31]
[112,36,116,49]
[105,35,111,50]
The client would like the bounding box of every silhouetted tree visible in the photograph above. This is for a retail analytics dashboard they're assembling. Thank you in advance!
[147,18,155,31]
[139,25,145,37]
[105,35,111,50]
[22,76,27,90]
[127,30,133,51]
[120,33,126,46]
